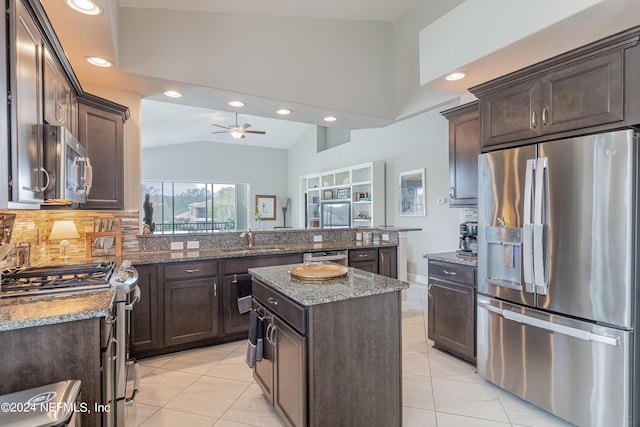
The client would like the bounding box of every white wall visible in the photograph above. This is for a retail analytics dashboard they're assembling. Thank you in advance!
[142,141,289,229]
[288,102,462,280]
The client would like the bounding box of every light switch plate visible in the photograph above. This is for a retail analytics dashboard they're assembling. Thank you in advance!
[187,241,200,249]
[382,233,390,241]
[170,242,184,251]
[313,235,323,242]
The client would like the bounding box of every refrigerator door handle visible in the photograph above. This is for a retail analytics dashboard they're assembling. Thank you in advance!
[523,159,535,292]
[502,309,620,347]
[533,157,548,294]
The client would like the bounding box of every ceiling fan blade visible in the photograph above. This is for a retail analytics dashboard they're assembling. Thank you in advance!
[211,123,230,130]
[244,130,266,135]
[241,123,252,129]
[211,131,228,134]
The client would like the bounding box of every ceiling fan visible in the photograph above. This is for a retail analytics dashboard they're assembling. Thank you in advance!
[211,113,266,139]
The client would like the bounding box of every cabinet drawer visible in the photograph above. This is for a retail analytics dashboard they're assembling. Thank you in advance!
[253,279,306,335]
[428,260,475,286]
[163,260,218,280]
[349,248,377,262]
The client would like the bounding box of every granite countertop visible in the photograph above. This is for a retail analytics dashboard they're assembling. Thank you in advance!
[249,263,410,306]
[0,289,114,332]
[125,240,398,265]
[424,251,478,267]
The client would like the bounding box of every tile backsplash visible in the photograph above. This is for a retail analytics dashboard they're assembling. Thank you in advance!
[0,209,140,268]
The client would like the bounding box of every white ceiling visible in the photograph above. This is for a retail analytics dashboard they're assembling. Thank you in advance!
[41,0,640,150]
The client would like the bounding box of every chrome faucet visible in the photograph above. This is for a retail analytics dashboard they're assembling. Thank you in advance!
[240,228,254,248]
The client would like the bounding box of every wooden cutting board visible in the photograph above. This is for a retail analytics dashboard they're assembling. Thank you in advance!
[289,264,348,281]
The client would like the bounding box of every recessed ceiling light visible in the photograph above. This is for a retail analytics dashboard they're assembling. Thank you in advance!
[86,56,112,67]
[163,90,182,98]
[66,0,102,15]
[276,109,291,115]
[323,116,337,122]
[228,101,245,107]
[445,72,466,81]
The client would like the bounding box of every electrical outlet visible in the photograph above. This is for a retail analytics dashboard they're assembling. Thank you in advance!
[187,241,200,249]
[382,233,390,242]
[436,197,446,204]
[313,235,323,242]
[170,241,184,251]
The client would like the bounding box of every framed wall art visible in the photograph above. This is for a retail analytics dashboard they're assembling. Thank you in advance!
[255,195,276,220]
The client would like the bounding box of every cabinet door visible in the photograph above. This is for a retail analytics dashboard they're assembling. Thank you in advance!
[274,316,307,427]
[540,51,623,135]
[222,274,252,335]
[378,247,397,278]
[43,46,59,125]
[254,316,274,402]
[11,0,44,203]
[448,105,480,207]
[78,103,124,209]
[481,77,541,147]
[130,265,159,354]
[164,278,219,346]
[427,278,475,364]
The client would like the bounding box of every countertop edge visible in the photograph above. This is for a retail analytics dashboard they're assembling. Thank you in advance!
[424,251,478,267]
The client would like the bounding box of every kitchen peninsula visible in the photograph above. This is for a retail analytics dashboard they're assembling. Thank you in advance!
[248,263,409,427]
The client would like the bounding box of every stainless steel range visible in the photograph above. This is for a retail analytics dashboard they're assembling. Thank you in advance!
[1,260,141,427]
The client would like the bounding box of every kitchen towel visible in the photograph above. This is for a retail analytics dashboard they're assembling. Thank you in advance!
[246,310,263,368]
[237,278,252,314]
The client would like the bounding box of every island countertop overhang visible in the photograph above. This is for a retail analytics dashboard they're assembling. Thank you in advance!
[248,263,409,306]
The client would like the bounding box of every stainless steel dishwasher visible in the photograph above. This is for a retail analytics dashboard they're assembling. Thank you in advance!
[303,250,348,265]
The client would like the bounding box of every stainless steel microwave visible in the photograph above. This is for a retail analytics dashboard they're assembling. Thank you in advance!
[42,125,93,205]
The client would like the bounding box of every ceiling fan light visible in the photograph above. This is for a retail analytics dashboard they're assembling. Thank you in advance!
[228,101,245,107]
[229,128,244,139]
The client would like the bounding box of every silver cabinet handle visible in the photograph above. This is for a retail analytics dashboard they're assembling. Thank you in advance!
[267,297,278,306]
[442,270,456,276]
[428,283,433,298]
[380,253,384,264]
[449,187,455,199]
[269,324,277,344]
[542,108,549,126]
[265,323,273,345]
[38,167,51,192]
[232,273,238,284]
[358,254,367,258]
[213,283,217,297]
[185,268,200,273]
[531,111,538,129]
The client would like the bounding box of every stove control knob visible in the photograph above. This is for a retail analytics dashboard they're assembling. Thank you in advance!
[122,260,132,269]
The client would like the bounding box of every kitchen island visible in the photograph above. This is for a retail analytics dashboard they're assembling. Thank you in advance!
[248,264,409,427]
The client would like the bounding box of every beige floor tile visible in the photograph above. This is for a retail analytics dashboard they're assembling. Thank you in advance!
[139,408,217,426]
[403,406,437,427]
[436,412,512,426]
[204,352,255,382]
[219,383,286,427]
[402,332,429,353]
[213,420,262,427]
[135,368,200,407]
[495,387,575,426]
[124,402,160,426]
[165,375,251,418]
[213,340,245,353]
[139,354,176,368]
[403,373,434,410]
[432,377,509,423]
[402,350,430,377]
[427,348,481,382]
[159,347,230,375]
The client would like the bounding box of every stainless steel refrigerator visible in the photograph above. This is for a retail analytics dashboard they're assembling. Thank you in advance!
[477,129,640,427]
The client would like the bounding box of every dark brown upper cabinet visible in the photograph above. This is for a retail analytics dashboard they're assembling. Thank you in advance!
[441,101,479,208]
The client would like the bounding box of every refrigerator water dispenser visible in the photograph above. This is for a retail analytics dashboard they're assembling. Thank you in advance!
[484,226,522,290]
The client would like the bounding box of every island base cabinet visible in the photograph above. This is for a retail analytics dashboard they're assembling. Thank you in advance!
[273,316,307,427]
[252,278,402,427]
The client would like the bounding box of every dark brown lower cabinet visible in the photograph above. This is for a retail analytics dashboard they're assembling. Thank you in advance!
[427,260,477,364]
[378,246,397,278]
[130,264,158,353]
[222,273,252,335]
[273,316,307,427]
[164,277,219,346]
[349,248,378,274]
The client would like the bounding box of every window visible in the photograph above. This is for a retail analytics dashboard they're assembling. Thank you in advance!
[141,181,246,233]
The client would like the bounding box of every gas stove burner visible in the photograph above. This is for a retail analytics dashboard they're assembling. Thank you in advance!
[1,261,117,297]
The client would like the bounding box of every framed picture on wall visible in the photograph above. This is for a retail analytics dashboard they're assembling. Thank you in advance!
[255,195,276,220]
[399,169,426,216]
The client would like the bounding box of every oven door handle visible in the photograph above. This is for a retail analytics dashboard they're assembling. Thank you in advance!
[125,360,141,406]
[125,285,141,310]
